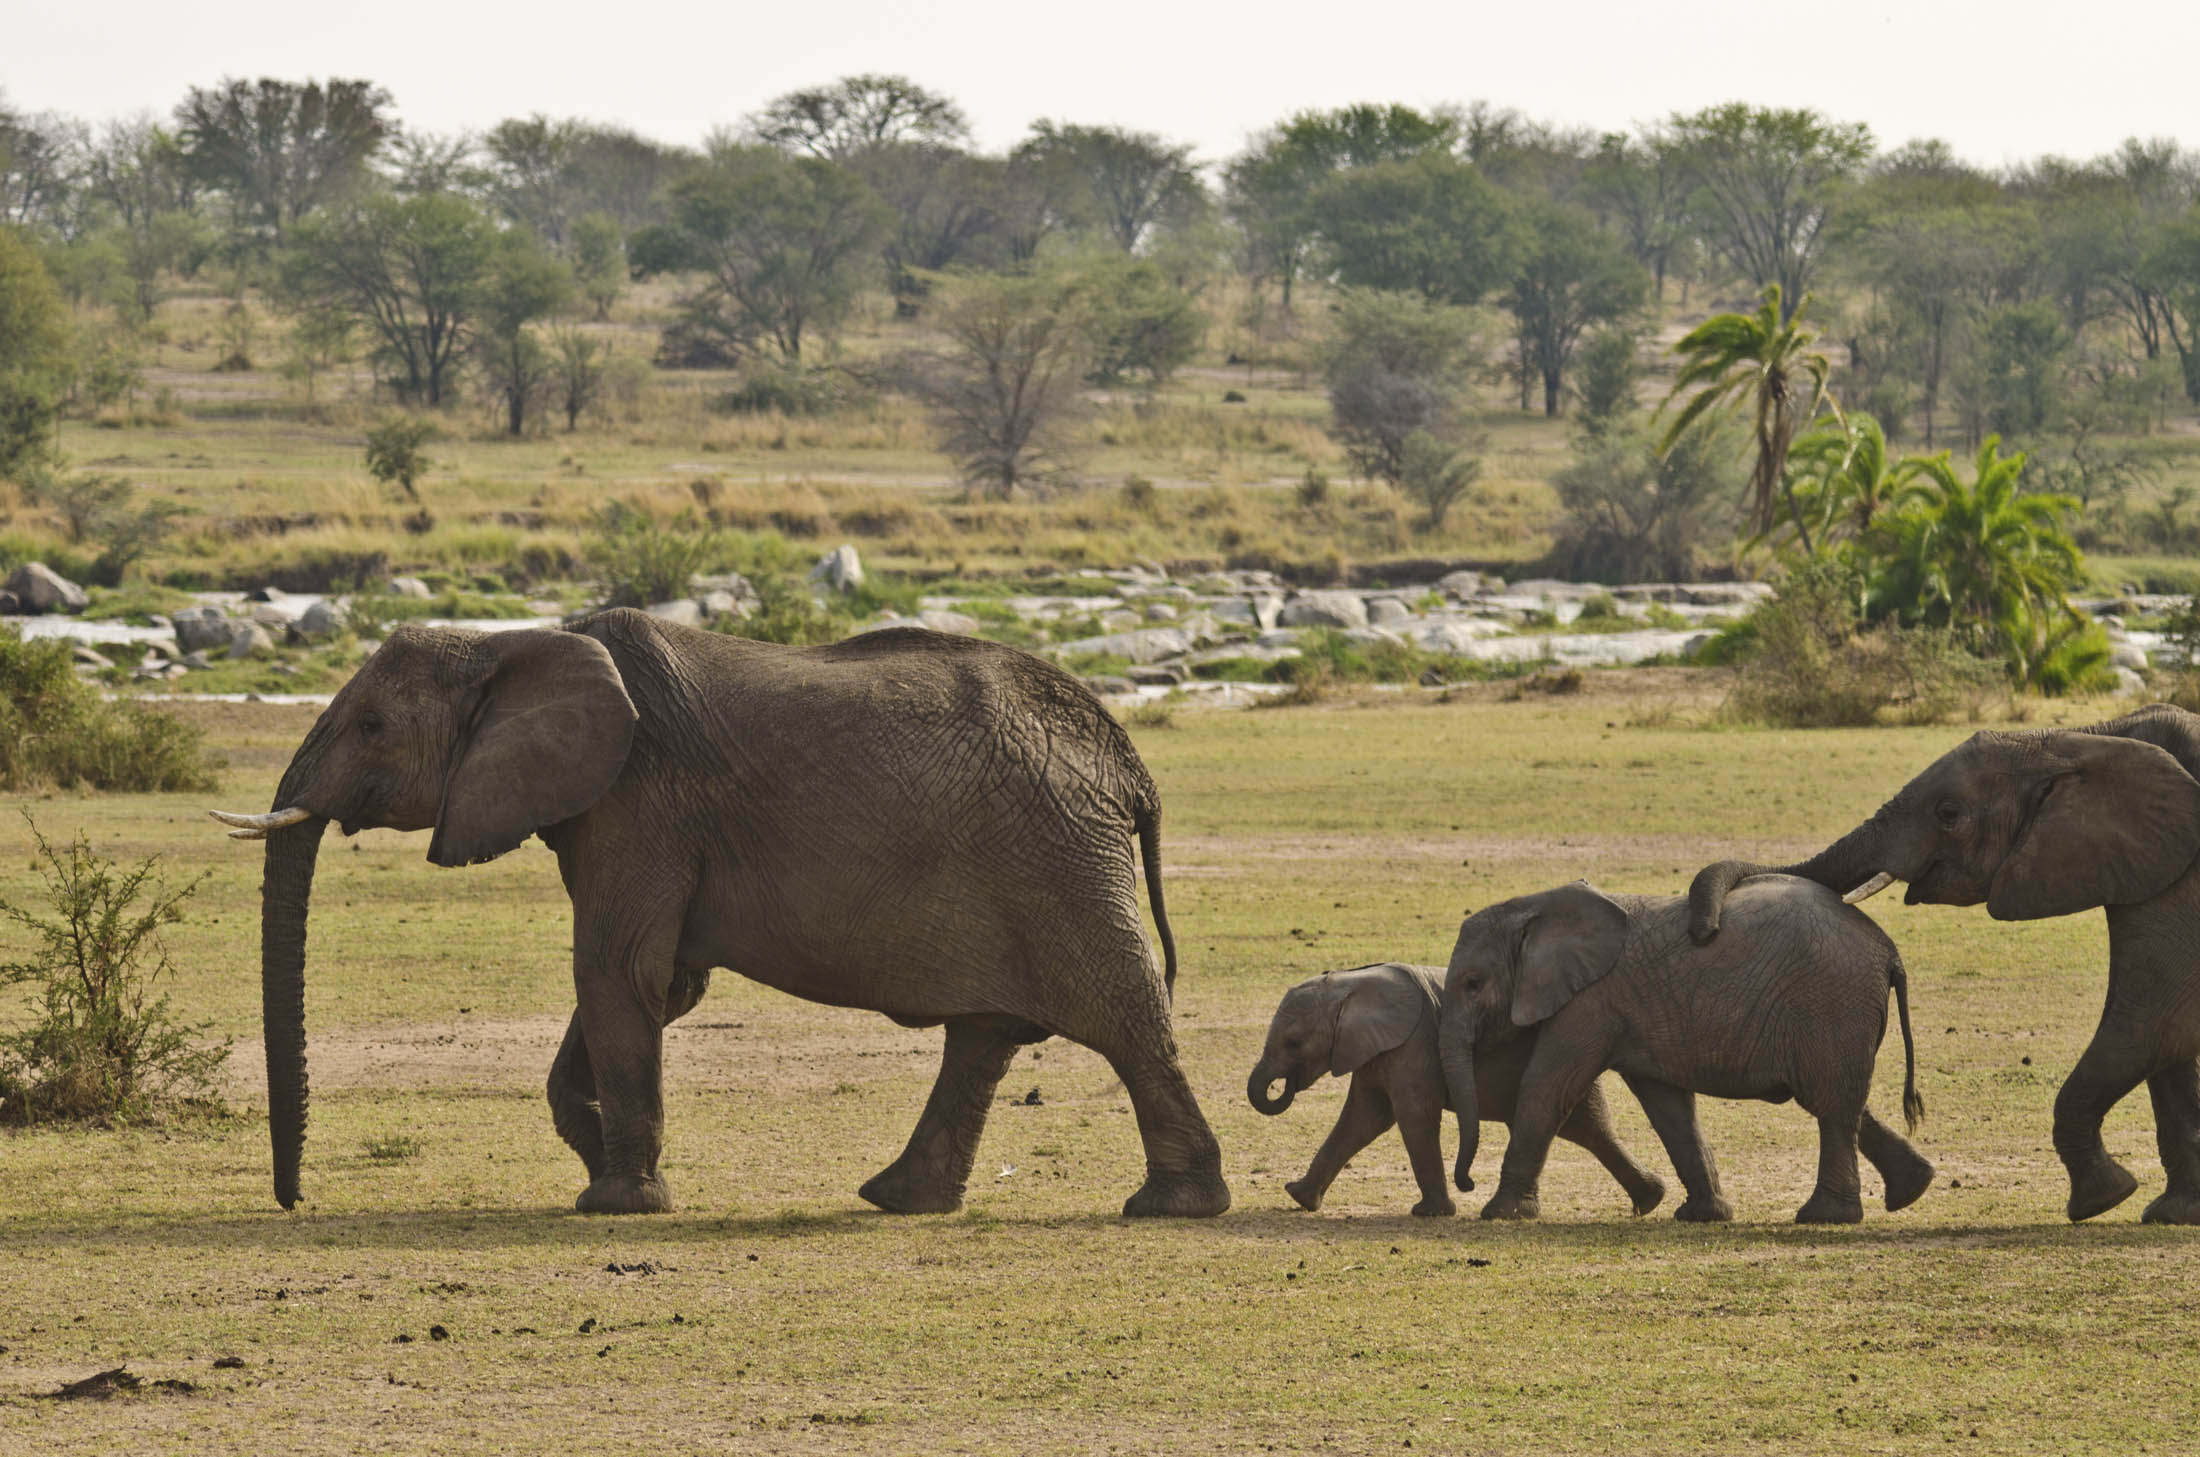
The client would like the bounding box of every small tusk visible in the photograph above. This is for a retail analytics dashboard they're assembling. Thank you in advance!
[209,807,314,840]
[1843,871,1898,905]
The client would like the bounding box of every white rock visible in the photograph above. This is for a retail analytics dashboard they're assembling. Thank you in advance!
[295,600,345,639]
[916,610,982,636]
[1367,597,1415,627]
[2111,642,2149,672]
[388,576,434,599]
[644,599,705,628]
[1051,628,1195,664]
[228,622,276,659]
[810,544,864,593]
[1277,590,1369,630]
[171,605,234,653]
[4,562,88,613]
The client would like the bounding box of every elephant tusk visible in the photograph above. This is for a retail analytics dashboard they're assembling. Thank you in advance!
[209,807,314,840]
[1843,871,1898,905]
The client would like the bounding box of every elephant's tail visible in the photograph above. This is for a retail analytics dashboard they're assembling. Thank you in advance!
[1890,951,1925,1133]
[1136,797,1178,998]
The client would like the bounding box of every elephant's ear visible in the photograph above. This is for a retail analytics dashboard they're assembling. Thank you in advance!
[1512,882,1629,1027]
[1330,965,1430,1075]
[1987,732,2200,920]
[428,631,637,867]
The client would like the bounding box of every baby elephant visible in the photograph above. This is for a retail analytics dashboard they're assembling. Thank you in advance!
[1441,876,1931,1224]
[1248,962,1666,1217]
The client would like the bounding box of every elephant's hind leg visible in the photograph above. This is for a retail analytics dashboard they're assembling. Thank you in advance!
[547,1011,605,1182]
[1071,991,1229,1219]
[1795,1086,1867,1224]
[860,1018,1027,1215]
[1858,1109,1934,1213]
[2141,1061,2200,1224]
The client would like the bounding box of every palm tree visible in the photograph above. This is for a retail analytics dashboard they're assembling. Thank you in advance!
[1659,284,1837,550]
[1779,412,1915,549]
[1869,435,2085,682]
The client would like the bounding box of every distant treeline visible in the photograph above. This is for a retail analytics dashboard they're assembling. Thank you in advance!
[2,75,2198,449]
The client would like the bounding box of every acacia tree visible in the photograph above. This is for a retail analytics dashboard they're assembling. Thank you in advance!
[0,223,73,481]
[749,75,969,160]
[904,270,1096,498]
[1503,198,1647,416]
[630,147,890,361]
[482,115,581,246]
[474,229,573,436]
[1012,122,1204,252]
[1224,104,1455,306]
[174,78,392,248]
[1311,152,1521,306]
[1660,284,1837,548]
[1667,104,1872,321]
[1581,130,1686,300]
[1320,287,1481,486]
[278,192,498,406]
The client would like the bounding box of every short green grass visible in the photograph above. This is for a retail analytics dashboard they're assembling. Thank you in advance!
[0,687,2193,1453]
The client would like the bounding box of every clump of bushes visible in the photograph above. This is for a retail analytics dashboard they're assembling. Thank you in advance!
[0,819,227,1126]
[1719,564,2003,728]
[587,503,720,609]
[0,627,222,791]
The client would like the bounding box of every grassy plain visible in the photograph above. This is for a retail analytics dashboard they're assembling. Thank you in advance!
[2,683,2193,1454]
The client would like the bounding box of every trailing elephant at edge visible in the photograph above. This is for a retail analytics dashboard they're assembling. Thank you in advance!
[1442,878,1931,1224]
[1247,962,1665,1216]
[1687,705,2200,1225]
[212,610,1229,1219]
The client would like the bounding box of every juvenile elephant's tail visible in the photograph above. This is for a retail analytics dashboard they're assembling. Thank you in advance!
[1891,952,1925,1133]
[1136,797,1179,997]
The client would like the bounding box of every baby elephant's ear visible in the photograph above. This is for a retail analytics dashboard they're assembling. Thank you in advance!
[1512,881,1629,1027]
[1330,965,1429,1075]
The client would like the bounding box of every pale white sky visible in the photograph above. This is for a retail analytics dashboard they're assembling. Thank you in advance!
[9,0,2198,171]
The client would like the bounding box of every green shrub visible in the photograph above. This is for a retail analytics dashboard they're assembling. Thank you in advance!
[588,503,718,609]
[1721,566,2002,727]
[0,818,227,1126]
[0,627,222,791]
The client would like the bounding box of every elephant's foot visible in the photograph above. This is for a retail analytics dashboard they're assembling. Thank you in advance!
[1625,1172,1667,1217]
[575,1172,673,1215]
[1478,1191,1539,1221]
[1880,1150,1936,1213]
[1410,1194,1456,1217]
[858,1162,964,1215]
[1284,1178,1323,1212]
[1453,1160,1475,1194]
[1795,1190,1864,1225]
[1673,1194,1733,1223]
[1122,1170,1231,1219]
[2066,1161,2139,1223]
[2140,1189,2200,1225]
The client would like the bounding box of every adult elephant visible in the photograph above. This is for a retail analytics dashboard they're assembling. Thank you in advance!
[1686,705,2200,1224]
[211,610,1228,1220]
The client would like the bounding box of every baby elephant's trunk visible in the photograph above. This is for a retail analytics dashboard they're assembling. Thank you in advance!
[1247,1064,1295,1116]
[1891,954,1925,1134]
[1439,1002,1479,1191]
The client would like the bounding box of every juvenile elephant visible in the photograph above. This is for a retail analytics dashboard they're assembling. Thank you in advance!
[1688,706,2200,1224]
[1246,963,1665,1217]
[1442,877,1931,1224]
[210,611,1229,1219]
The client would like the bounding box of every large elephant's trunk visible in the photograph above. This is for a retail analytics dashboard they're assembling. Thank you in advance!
[1439,1002,1479,1193]
[1247,1063,1295,1115]
[260,815,327,1210]
[1688,812,1897,942]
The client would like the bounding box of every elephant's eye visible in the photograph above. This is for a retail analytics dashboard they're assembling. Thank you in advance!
[1934,798,1961,828]
[359,713,384,739]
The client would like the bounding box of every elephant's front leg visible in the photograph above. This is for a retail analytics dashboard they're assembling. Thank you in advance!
[1284,1076,1397,1213]
[860,1018,1023,1215]
[2053,1018,2152,1222]
[1389,1084,1455,1217]
[570,912,682,1215]
[1484,1052,1603,1220]
[2141,1060,2200,1224]
[547,1011,604,1182]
